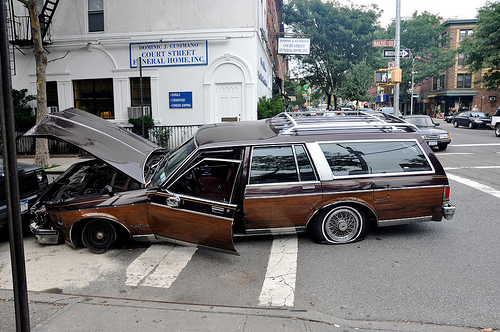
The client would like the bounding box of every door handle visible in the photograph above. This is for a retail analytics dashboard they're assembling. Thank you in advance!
[167,195,181,207]
[211,205,225,214]
[302,185,315,191]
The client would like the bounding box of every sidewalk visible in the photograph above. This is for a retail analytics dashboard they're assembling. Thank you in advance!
[17,155,89,175]
[0,289,478,332]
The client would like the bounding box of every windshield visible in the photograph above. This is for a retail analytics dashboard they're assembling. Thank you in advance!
[151,138,197,186]
[405,116,434,127]
[471,112,488,118]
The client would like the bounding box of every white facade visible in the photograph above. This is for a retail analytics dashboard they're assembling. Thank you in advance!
[11,0,275,126]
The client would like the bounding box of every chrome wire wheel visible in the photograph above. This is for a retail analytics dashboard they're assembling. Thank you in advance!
[321,206,365,243]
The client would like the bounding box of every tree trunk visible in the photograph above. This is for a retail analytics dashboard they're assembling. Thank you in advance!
[22,0,50,166]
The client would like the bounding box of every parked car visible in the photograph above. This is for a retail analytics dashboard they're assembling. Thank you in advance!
[444,112,457,123]
[403,115,451,150]
[491,107,500,137]
[452,111,492,129]
[377,106,401,117]
[25,108,456,254]
[0,161,48,230]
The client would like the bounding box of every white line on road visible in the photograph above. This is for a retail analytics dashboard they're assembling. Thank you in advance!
[451,143,500,147]
[447,173,500,199]
[445,166,500,170]
[126,244,197,288]
[258,235,298,307]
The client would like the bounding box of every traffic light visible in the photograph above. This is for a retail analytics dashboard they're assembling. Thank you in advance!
[391,68,402,83]
[375,70,388,84]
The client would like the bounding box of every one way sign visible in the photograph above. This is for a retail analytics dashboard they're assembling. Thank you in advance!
[383,49,411,58]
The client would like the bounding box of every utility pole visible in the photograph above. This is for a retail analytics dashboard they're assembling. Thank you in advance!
[394,0,401,116]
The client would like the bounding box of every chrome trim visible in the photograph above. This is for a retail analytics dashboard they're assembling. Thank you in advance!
[305,142,334,181]
[244,192,323,200]
[155,191,237,208]
[377,216,432,227]
[150,202,234,221]
[238,226,306,237]
[442,202,456,220]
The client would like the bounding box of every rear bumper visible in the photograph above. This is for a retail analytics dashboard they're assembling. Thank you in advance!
[442,202,456,220]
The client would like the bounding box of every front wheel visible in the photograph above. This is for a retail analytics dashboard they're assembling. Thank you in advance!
[453,121,459,128]
[437,144,448,150]
[311,205,368,244]
[495,124,500,137]
[82,220,116,254]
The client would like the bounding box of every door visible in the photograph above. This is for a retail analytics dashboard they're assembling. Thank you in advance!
[216,83,241,122]
[148,158,242,253]
[243,145,322,234]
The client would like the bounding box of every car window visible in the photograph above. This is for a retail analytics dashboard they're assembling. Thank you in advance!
[151,138,197,186]
[319,141,432,176]
[294,145,316,181]
[249,146,298,184]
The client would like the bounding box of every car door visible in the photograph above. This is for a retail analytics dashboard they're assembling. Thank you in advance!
[243,144,322,234]
[148,157,242,253]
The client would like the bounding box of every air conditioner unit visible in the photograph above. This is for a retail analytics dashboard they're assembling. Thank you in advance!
[47,106,58,113]
[127,106,151,118]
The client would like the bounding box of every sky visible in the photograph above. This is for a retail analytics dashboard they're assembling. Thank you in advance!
[338,0,487,27]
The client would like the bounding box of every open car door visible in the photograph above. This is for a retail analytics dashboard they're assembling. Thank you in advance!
[148,158,241,254]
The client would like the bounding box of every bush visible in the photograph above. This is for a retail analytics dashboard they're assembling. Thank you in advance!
[128,116,154,139]
[13,89,36,131]
[257,95,284,119]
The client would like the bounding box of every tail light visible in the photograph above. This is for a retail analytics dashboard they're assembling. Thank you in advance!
[443,185,450,201]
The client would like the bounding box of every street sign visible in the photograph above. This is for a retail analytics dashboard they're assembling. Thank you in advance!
[388,61,396,69]
[372,39,394,47]
[383,49,411,58]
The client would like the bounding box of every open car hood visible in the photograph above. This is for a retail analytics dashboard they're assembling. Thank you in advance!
[24,108,161,184]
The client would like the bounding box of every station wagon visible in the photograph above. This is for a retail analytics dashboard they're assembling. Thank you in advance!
[25,108,456,253]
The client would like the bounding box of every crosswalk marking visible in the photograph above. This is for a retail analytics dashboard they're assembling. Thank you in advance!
[258,235,298,307]
[126,244,197,288]
[447,173,500,199]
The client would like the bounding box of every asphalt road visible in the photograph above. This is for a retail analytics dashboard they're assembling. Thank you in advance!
[1,118,499,331]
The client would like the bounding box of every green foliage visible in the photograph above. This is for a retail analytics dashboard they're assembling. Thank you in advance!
[13,89,36,131]
[459,2,500,90]
[257,95,285,119]
[152,127,171,148]
[128,116,155,139]
[339,60,374,106]
[284,0,380,106]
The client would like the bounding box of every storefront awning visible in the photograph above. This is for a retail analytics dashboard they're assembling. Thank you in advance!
[373,94,389,102]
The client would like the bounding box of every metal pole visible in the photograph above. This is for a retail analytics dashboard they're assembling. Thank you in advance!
[0,1,30,330]
[410,55,414,115]
[137,57,144,137]
[394,0,401,116]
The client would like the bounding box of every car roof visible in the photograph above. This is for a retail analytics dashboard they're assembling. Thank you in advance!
[195,112,421,147]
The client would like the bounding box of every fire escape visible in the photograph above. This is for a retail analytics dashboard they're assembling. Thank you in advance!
[5,0,59,75]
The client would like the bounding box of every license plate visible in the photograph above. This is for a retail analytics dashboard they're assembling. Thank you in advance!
[20,200,28,214]
[428,141,438,146]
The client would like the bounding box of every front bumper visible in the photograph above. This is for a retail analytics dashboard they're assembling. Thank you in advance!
[442,202,456,220]
[30,222,61,244]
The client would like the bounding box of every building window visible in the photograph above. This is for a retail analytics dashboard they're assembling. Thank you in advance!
[46,81,58,108]
[457,74,472,89]
[74,79,114,118]
[130,77,152,114]
[88,0,104,32]
[439,75,445,90]
[432,77,438,90]
[459,29,473,42]
[458,53,467,66]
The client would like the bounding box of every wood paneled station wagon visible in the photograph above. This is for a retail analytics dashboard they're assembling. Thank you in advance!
[25,108,456,254]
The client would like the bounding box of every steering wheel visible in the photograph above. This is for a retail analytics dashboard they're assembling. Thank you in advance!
[191,169,204,191]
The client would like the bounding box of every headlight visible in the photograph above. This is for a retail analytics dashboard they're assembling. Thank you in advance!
[439,133,449,139]
[36,170,46,182]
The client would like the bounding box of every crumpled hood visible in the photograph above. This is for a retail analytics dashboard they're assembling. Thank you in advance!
[24,108,161,184]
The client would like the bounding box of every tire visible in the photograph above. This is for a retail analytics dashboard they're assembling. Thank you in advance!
[82,220,116,254]
[495,124,500,137]
[311,205,368,244]
[437,144,448,150]
[453,121,459,128]
[468,121,474,129]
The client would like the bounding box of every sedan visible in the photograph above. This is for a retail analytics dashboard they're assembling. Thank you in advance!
[452,111,492,129]
[403,115,451,150]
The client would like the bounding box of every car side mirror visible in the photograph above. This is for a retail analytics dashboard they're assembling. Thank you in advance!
[104,185,114,197]
[435,123,440,126]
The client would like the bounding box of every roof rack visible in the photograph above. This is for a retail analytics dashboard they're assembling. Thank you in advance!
[268,111,420,135]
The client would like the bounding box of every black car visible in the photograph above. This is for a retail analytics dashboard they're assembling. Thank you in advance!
[452,111,492,129]
[403,115,451,150]
[0,161,49,230]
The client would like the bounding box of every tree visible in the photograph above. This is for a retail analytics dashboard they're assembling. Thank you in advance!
[13,88,36,131]
[383,12,455,106]
[459,2,500,90]
[19,0,50,166]
[284,0,380,108]
[339,60,375,109]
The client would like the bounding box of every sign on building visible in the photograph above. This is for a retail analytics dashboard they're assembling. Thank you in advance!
[278,38,310,55]
[169,92,193,109]
[130,41,208,68]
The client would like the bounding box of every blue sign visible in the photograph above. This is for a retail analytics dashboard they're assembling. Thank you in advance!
[169,92,192,109]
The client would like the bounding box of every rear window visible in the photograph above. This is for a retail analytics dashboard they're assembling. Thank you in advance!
[319,141,432,176]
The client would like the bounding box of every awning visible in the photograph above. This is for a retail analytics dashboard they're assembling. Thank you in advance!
[373,94,389,102]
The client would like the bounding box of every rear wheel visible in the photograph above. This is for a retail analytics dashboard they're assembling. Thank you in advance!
[311,205,368,244]
[82,220,116,254]
[468,121,474,129]
[495,124,500,137]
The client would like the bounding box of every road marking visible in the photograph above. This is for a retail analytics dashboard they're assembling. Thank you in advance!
[445,166,500,170]
[258,235,298,307]
[126,244,196,288]
[451,143,500,147]
[442,153,474,155]
[447,173,500,199]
